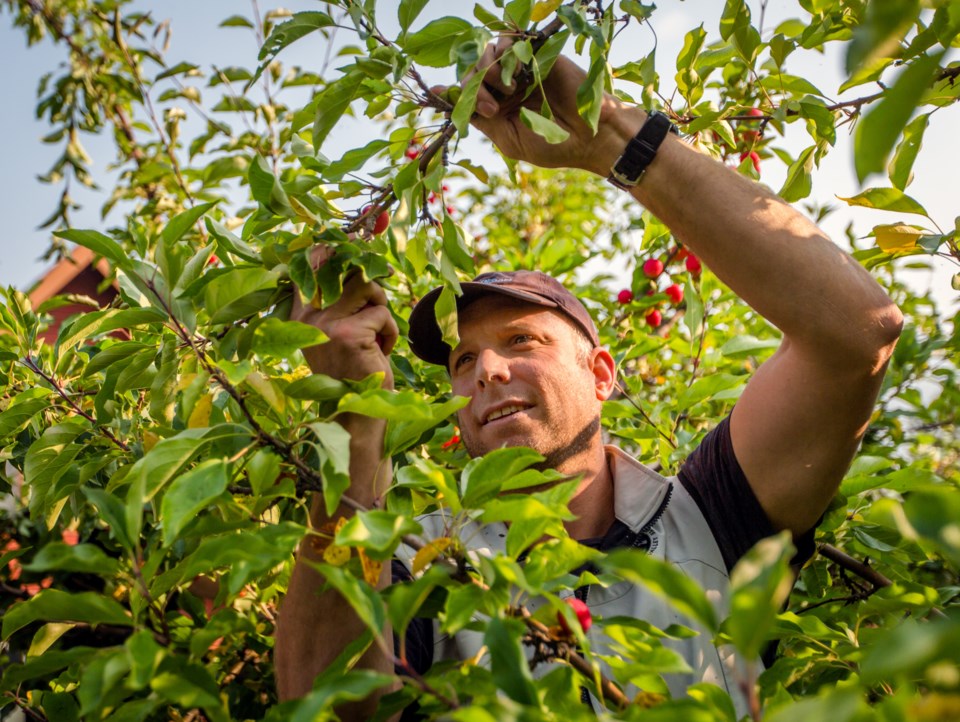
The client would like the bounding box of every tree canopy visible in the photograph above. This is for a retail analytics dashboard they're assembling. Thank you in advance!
[1,1,958,720]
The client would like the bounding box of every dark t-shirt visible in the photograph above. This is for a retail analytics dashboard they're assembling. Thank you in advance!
[393,414,815,681]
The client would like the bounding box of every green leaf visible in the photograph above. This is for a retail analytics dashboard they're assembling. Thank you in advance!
[258,11,336,62]
[402,17,472,67]
[485,616,539,705]
[0,390,52,438]
[682,276,704,345]
[603,548,719,632]
[3,590,132,640]
[124,630,166,691]
[251,317,328,358]
[160,459,230,545]
[160,201,219,246]
[724,531,795,659]
[312,72,363,150]
[837,187,929,217]
[151,661,228,722]
[278,670,394,722]
[308,421,352,516]
[576,49,607,133]
[204,266,280,324]
[284,374,350,401]
[778,145,815,203]
[82,488,135,551]
[23,420,86,517]
[719,335,781,358]
[888,113,930,190]
[461,447,545,508]
[518,107,571,144]
[246,448,282,496]
[336,511,423,560]
[24,543,119,576]
[854,51,944,182]
[204,218,261,263]
[451,70,487,134]
[398,0,430,33]
[57,307,166,354]
[248,155,294,216]
[315,562,386,634]
[53,229,129,268]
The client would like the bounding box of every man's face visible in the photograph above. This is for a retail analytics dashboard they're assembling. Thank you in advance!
[448,295,612,471]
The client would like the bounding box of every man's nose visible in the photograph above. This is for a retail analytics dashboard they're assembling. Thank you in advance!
[475,349,510,387]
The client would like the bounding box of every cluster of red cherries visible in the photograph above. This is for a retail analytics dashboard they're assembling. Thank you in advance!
[618,247,701,328]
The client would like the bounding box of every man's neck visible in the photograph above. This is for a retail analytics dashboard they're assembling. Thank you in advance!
[563,446,616,541]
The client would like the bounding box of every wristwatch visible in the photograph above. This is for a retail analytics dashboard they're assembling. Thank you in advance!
[607,110,679,190]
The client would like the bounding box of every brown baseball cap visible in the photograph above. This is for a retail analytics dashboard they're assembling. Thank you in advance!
[408,270,600,366]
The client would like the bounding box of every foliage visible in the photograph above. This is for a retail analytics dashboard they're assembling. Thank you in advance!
[0,0,958,720]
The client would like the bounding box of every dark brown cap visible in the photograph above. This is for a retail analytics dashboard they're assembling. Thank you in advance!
[408,270,600,366]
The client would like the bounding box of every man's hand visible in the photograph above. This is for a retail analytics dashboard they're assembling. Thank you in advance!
[455,37,643,177]
[290,251,398,390]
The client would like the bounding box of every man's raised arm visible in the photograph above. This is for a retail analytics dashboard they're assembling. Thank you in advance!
[466,45,903,536]
[274,265,400,714]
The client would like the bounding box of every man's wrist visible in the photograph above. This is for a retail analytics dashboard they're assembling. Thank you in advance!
[587,104,647,178]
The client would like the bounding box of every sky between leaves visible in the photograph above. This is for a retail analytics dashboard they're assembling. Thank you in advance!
[0,0,956,311]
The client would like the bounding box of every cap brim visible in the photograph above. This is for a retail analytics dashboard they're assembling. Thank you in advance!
[408,282,559,366]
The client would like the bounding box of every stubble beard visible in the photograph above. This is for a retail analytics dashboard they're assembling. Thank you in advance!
[461,414,602,475]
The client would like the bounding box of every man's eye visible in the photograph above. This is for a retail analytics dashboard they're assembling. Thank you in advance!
[454,353,474,370]
[512,334,533,345]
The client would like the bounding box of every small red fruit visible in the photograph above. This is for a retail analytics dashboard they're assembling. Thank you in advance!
[61,529,80,546]
[207,255,219,266]
[405,147,420,160]
[558,598,592,634]
[441,433,461,449]
[617,289,634,304]
[739,150,761,174]
[746,107,764,118]
[685,254,702,275]
[645,309,662,328]
[665,283,684,305]
[373,210,390,235]
[446,205,455,215]
[643,258,664,278]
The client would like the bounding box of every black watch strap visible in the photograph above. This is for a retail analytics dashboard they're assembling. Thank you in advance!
[608,110,679,190]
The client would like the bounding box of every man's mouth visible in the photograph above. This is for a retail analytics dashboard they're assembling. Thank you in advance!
[483,403,531,425]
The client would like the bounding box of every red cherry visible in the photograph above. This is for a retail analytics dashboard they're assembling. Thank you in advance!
[373,210,390,235]
[405,147,420,159]
[441,433,461,449]
[617,289,634,304]
[442,184,450,192]
[645,309,662,327]
[746,107,764,118]
[428,192,437,204]
[665,283,683,304]
[61,529,80,546]
[739,150,761,174]
[207,255,219,266]
[642,258,664,278]
[558,598,592,634]
[446,205,455,215]
[685,254,702,275]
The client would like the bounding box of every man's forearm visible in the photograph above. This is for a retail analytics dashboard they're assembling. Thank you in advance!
[590,106,902,360]
[275,415,398,711]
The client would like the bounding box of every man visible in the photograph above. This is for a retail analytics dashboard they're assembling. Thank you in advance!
[275,45,903,717]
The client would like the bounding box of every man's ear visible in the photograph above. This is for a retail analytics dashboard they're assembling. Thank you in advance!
[590,348,616,401]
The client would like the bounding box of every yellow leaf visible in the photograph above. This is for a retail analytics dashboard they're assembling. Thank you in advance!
[244,371,285,414]
[358,549,383,586]
[176,372,197,392]
[142,430,160,452]
[323,544,351,566]
[874,223,922,252]
[531,0,562,22]
[187,394,213,428]
[412,537,452,574]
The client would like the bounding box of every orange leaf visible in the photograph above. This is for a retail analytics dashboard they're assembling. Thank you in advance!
[358,549,383,586]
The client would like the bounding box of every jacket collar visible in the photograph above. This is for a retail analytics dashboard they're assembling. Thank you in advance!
[605,445,673,533]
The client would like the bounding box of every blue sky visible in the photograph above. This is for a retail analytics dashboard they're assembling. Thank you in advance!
[1,1,955,310]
